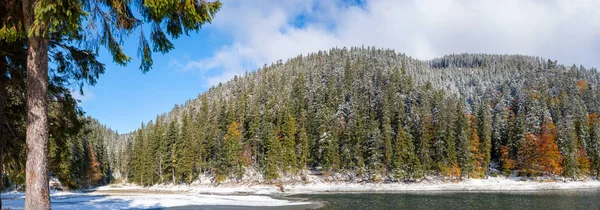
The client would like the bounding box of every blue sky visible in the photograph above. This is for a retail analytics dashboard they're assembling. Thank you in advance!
[79,32,224,134]
[78,0,600,133]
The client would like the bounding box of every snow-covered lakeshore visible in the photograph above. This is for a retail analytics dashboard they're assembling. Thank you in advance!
[115,177,600,195]
[3,177,600,209]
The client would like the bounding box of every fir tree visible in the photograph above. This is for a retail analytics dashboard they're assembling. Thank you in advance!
[455,100,472,176]
[478,102,493,176]
[281,111,298,173]
[179,112,196,183]
[223,121,244,180]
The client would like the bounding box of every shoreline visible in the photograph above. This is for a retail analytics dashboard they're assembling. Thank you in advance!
[3,177,599,209]
[93,177,600,195]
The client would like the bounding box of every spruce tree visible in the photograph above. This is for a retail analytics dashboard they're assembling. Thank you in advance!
[393,101,422,180]
[491,102,509,161]
[223,121,243,180]
[418,104,433,177]
[478,102,493,176]
[588,114,600,176]
[179,112,195,183]
[165,120,178,183]
[455,100,472,176]
[381,81,394,175]
[295,110,310,172]
[365,111,383,180]
[264,122,280,181]
[152,117,164,183]
[281,111,298,173]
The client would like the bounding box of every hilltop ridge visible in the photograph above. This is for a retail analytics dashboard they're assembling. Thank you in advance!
[107,47,600,185]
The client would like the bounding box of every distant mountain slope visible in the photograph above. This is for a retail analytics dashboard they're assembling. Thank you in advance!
[111,47,600,185]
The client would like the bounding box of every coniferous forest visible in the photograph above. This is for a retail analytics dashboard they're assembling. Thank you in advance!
[4,47,600,190]
[111,47,600,185]
[0,43,117,190]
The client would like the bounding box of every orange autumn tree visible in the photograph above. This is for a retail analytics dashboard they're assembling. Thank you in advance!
[85,142,102,187]
[537,121,563,176]
[577,145,591,176]
[577,80,588,94]
[517,133,539,176]
[469,115,485,178]
[500,145,515,175]
[517,120,563,176]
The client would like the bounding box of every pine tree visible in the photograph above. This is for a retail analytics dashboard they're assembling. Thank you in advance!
[264,122,280,181]
[223,121,243,180]
[469,114,484,178]
[196,95,209,174]
[365,111,383,180]
[455,100,472,176]
[292,73,310,172]
[264,94,282,181]
[478,102,493,176]
[491,103,509,162]
[152,117,165,183]
[393,107,422,180]
[588,113,600,176]
[353,114,367,178]
[179,112,196,183]
[295,110,310,172]
[245,97,261,167]
[281,111,298,173]
[322,124,341,174]
[418,106,434,177]
[382,76,396,175]
[130,126,145,185]
[165,120,178,183]
[382,109,394,176]
[558,103,579,177]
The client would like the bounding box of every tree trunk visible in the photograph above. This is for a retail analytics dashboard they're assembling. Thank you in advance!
[22,11,50,210]
[22,0,50,208]
[0,152,3,209]
[0,55,7,210]
[24,36,50,209]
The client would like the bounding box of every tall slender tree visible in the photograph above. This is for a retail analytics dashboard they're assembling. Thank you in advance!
[2,0,221,208]
[455,100,472,176]
[478,102,492,176]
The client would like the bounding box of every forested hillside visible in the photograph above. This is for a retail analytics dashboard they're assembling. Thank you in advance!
[1,39,118,191]
[113,47,600,185]
[2,112,118,190]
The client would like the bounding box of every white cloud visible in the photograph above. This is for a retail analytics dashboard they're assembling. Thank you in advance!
[178,0,600,87]
[71,89,95,103]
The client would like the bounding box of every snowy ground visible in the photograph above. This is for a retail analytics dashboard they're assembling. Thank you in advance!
[0,190,313,210]
[106,176,600,195]
[3,177,600,209]
[283,177,600,193]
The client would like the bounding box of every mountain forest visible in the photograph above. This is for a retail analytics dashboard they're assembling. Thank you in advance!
[3,47,600,190]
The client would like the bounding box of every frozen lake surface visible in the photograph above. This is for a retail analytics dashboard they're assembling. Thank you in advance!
[1,190,314,210]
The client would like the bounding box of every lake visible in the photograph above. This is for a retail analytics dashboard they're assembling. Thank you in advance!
[3,189,600,209]
[290,189,600,210]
